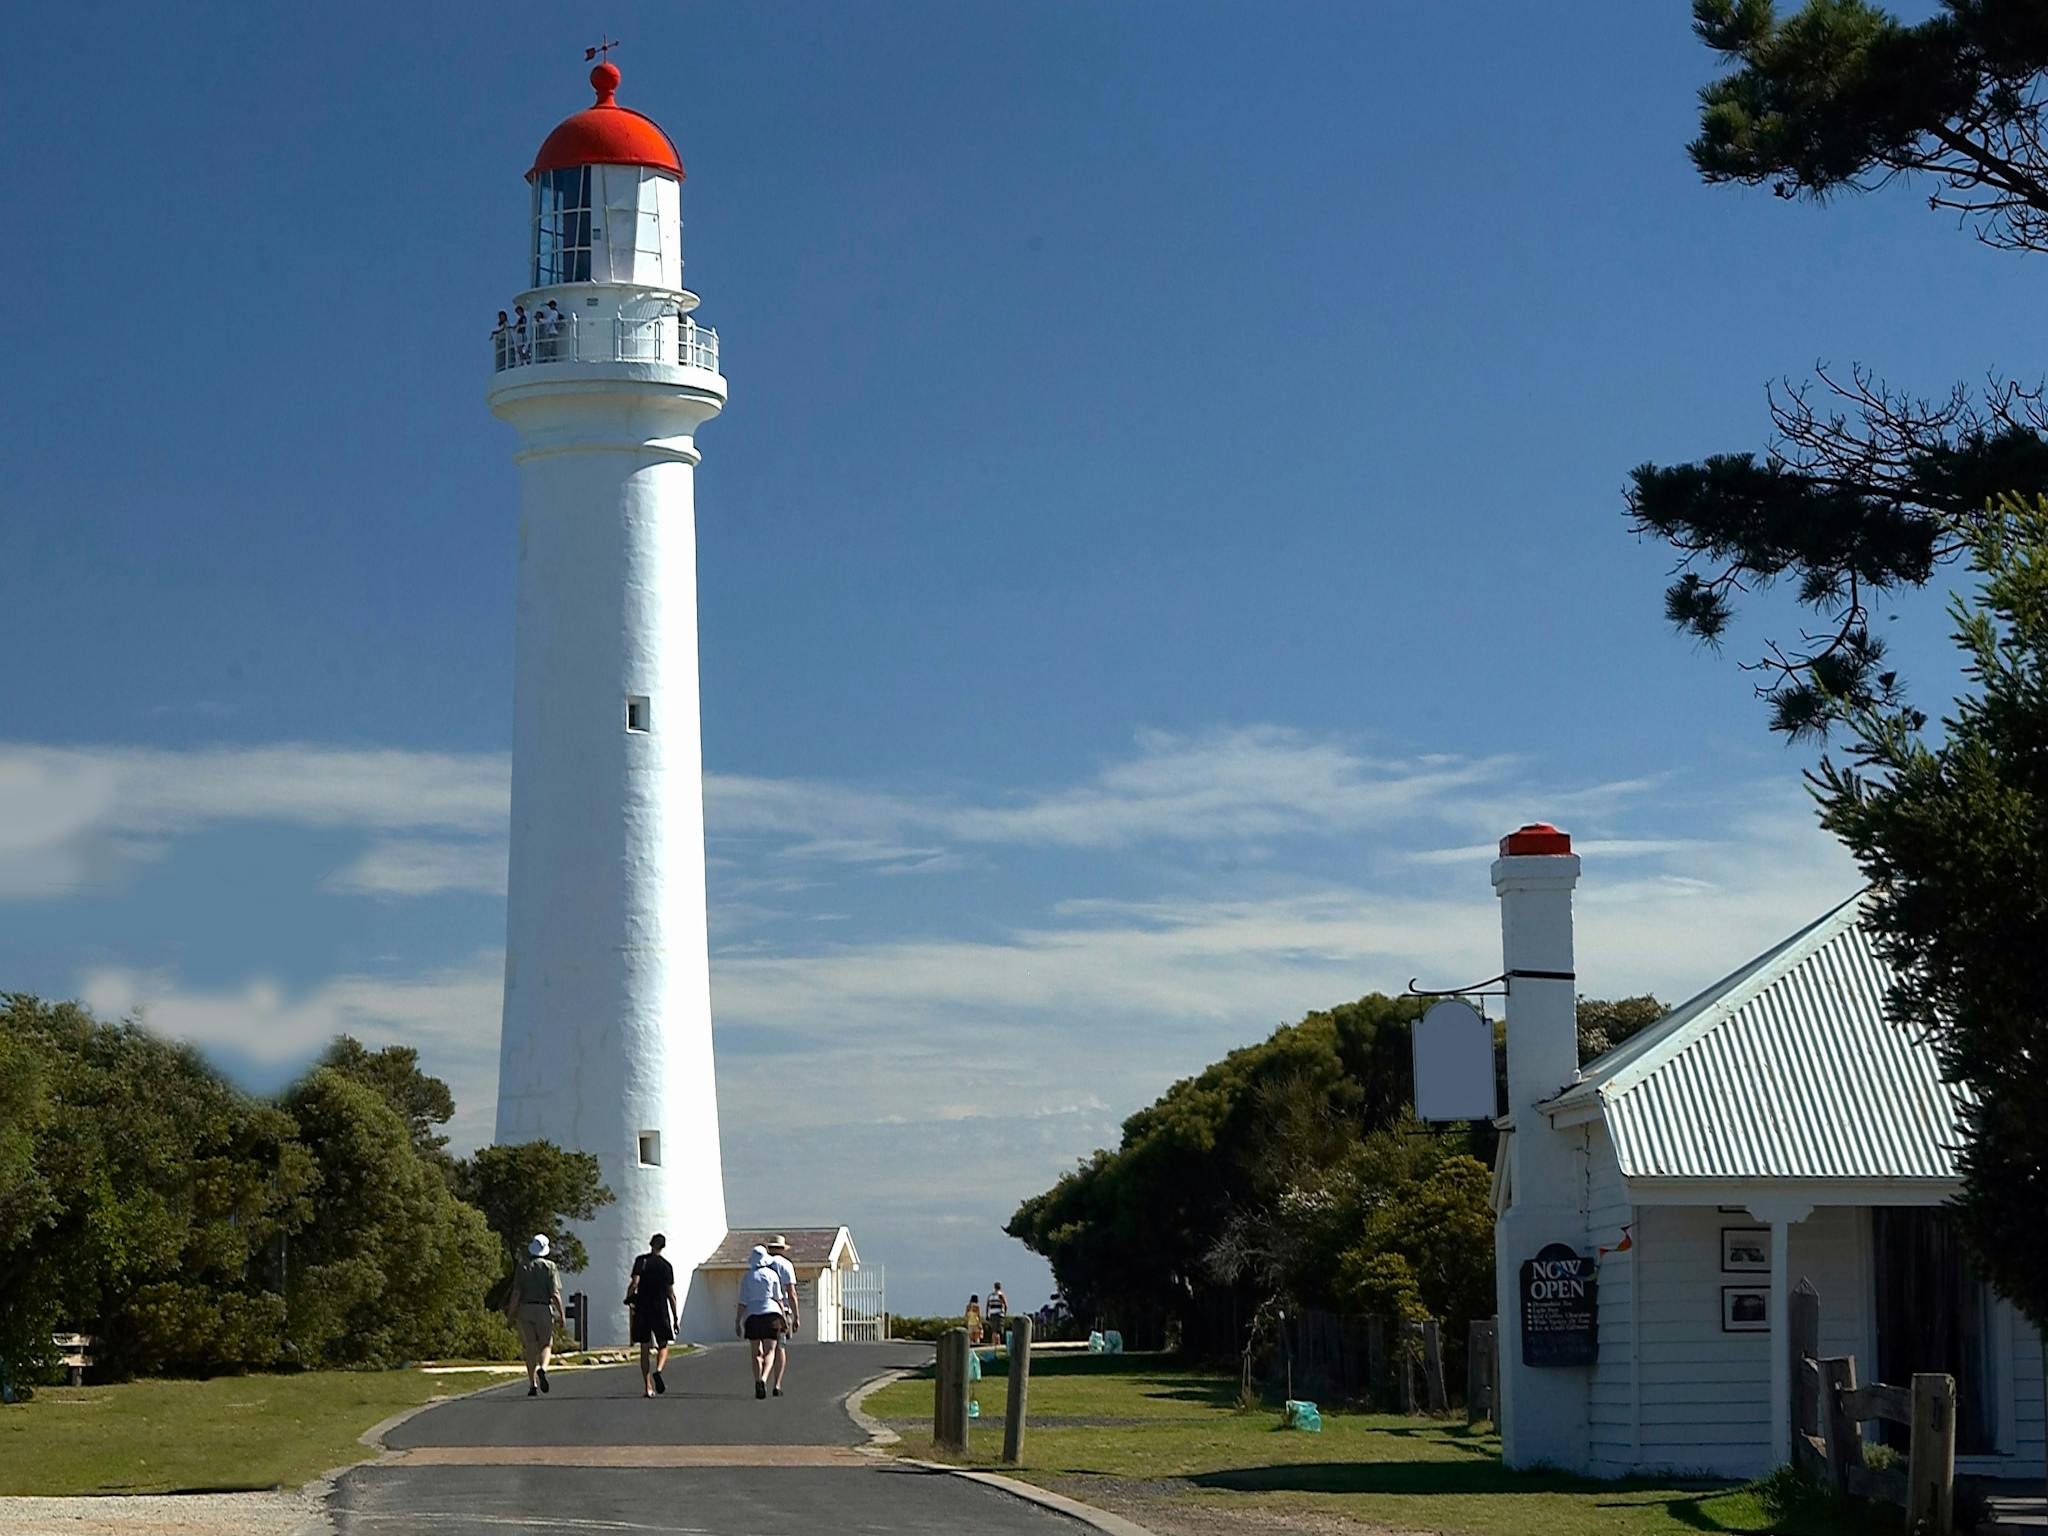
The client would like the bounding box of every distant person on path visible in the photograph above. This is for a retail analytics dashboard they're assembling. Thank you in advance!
[965,1293,983,1345]
[625,1232,679,1398]
[505,1234,564,1397]
[764,1235,801,1395]
[986,1282,1009,1339]
[734,1245,788,1399]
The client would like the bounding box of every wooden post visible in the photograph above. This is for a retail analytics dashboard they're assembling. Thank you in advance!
[1002,1315,1033,1465]
[1788,1279,1819,1453]
[1817,1355,1857,1497]
[1466,1320,1496,1425]
[935,1328,971,1454]
[1908,1372,1956,1536]
[1488,1319,1499,1431]
[1422,1319,1449,1413]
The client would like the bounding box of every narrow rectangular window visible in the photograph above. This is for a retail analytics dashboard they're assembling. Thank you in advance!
[638,1131,661,1167]
[626,695,651,733]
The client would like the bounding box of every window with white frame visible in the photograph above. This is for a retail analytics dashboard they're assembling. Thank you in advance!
[533,166,594,286]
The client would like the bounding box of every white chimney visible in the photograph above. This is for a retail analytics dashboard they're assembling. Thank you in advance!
[1490,822,1593,1471]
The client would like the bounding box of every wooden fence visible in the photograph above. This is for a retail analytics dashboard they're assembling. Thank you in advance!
[1788,1279,1956,1536]
[1277,1311,1454,1412]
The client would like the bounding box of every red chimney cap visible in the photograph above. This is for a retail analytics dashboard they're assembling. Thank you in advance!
[1500,823,1572,857]
[528,63,685,182]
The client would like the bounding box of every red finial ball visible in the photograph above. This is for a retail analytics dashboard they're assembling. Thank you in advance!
[590,61,621,103]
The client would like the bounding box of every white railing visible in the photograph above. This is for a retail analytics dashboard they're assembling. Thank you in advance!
[492,313,720,375]
[839,1266,887,1343]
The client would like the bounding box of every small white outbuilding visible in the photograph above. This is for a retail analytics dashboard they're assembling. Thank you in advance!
[686,1227,865,1344]
[1488,826,2044,1482]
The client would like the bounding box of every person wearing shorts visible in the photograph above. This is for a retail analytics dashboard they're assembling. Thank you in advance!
[626,1233,679,1399]
[764,1235,801,1396]
[734,1245,788,1400]
[504,1234,564,1397]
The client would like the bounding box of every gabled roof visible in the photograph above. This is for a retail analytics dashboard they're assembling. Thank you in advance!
[1547,892,1970,1183]
[697,1227,857,1270]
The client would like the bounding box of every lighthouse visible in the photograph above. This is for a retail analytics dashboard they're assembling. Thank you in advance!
[489,61,728,1345]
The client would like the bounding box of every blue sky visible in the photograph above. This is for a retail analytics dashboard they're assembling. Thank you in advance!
[0,2,2000,1311]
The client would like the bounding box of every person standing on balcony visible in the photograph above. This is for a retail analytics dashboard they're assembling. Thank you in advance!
[543,299,565,360]
[492,311,511,370]
[513,304,530,364]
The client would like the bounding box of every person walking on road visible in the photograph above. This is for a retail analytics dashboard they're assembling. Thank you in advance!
[734,1245,788,1399]
[504,1234,564,1397]
[764,1235,801,1396]
[986,1281,1009,1340]
[965,1293,984,1345]
[625,1232,679,1398]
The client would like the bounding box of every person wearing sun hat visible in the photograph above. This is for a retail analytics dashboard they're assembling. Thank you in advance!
[734,1245,789,1399]
[764,1235,801,1397]
[504,1233,564,1397]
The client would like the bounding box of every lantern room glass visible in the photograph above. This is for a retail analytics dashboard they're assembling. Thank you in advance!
[533,166,593,286]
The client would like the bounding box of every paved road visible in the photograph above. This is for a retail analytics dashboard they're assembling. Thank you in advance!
[329,1344,1080,1535]
[384,1341,921,1448]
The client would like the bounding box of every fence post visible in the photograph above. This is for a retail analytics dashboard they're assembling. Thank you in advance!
[1788,1279,1820,1456]
[1422,1319,1448,1413]
[1466,1319,1496,1425]
[1908,1372,1956,1536]
[1818,1356,1857,1497]
[935,1328,971,1453]
[1002,1315,1033,1465]
[1489,1318,1499,1432]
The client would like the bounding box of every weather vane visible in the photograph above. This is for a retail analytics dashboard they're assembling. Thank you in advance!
[585,34,620,63]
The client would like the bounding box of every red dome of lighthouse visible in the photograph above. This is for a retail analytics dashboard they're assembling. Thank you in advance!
[528,63,684,182]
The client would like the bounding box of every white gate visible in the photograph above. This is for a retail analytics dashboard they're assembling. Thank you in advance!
[839,1266,886,1342]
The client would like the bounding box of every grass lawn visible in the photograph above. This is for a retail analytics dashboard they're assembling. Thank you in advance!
[0,1367,519,1496]
[867,1354,1868,1536]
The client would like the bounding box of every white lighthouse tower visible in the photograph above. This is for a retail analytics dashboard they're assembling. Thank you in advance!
[490,61,728,1344]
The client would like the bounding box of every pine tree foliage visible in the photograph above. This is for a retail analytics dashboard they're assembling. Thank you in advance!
[1631,2,2048,734]
[1812,494,2048,1330]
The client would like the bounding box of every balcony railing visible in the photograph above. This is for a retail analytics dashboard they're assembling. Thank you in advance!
[491,313,720,375]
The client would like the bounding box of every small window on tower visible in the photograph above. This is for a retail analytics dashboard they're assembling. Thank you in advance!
[638,1132,661,1167]
[626,695,651,733]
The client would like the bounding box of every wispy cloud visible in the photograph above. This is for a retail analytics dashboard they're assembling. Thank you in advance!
[1,727,1598,900]
[0,743,509,899]
[324,838,507,897]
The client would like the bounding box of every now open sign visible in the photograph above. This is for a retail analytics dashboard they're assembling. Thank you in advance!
[1520,1242,1598,1367]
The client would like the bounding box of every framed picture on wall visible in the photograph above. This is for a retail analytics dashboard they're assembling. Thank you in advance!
[1721,1227,1770,1272]
[1722,1286,1769,1332]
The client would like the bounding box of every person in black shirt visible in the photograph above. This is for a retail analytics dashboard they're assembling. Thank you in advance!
[625,1233,679,1398]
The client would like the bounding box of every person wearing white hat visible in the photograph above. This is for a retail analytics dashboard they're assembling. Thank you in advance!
[504,1233,564,1397]
[763,1235,800,1397]
[733,1244,789,1400]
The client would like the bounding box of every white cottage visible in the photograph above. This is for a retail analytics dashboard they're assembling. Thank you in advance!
[1488,825,2044,1482]
[687,1227,864,1344]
